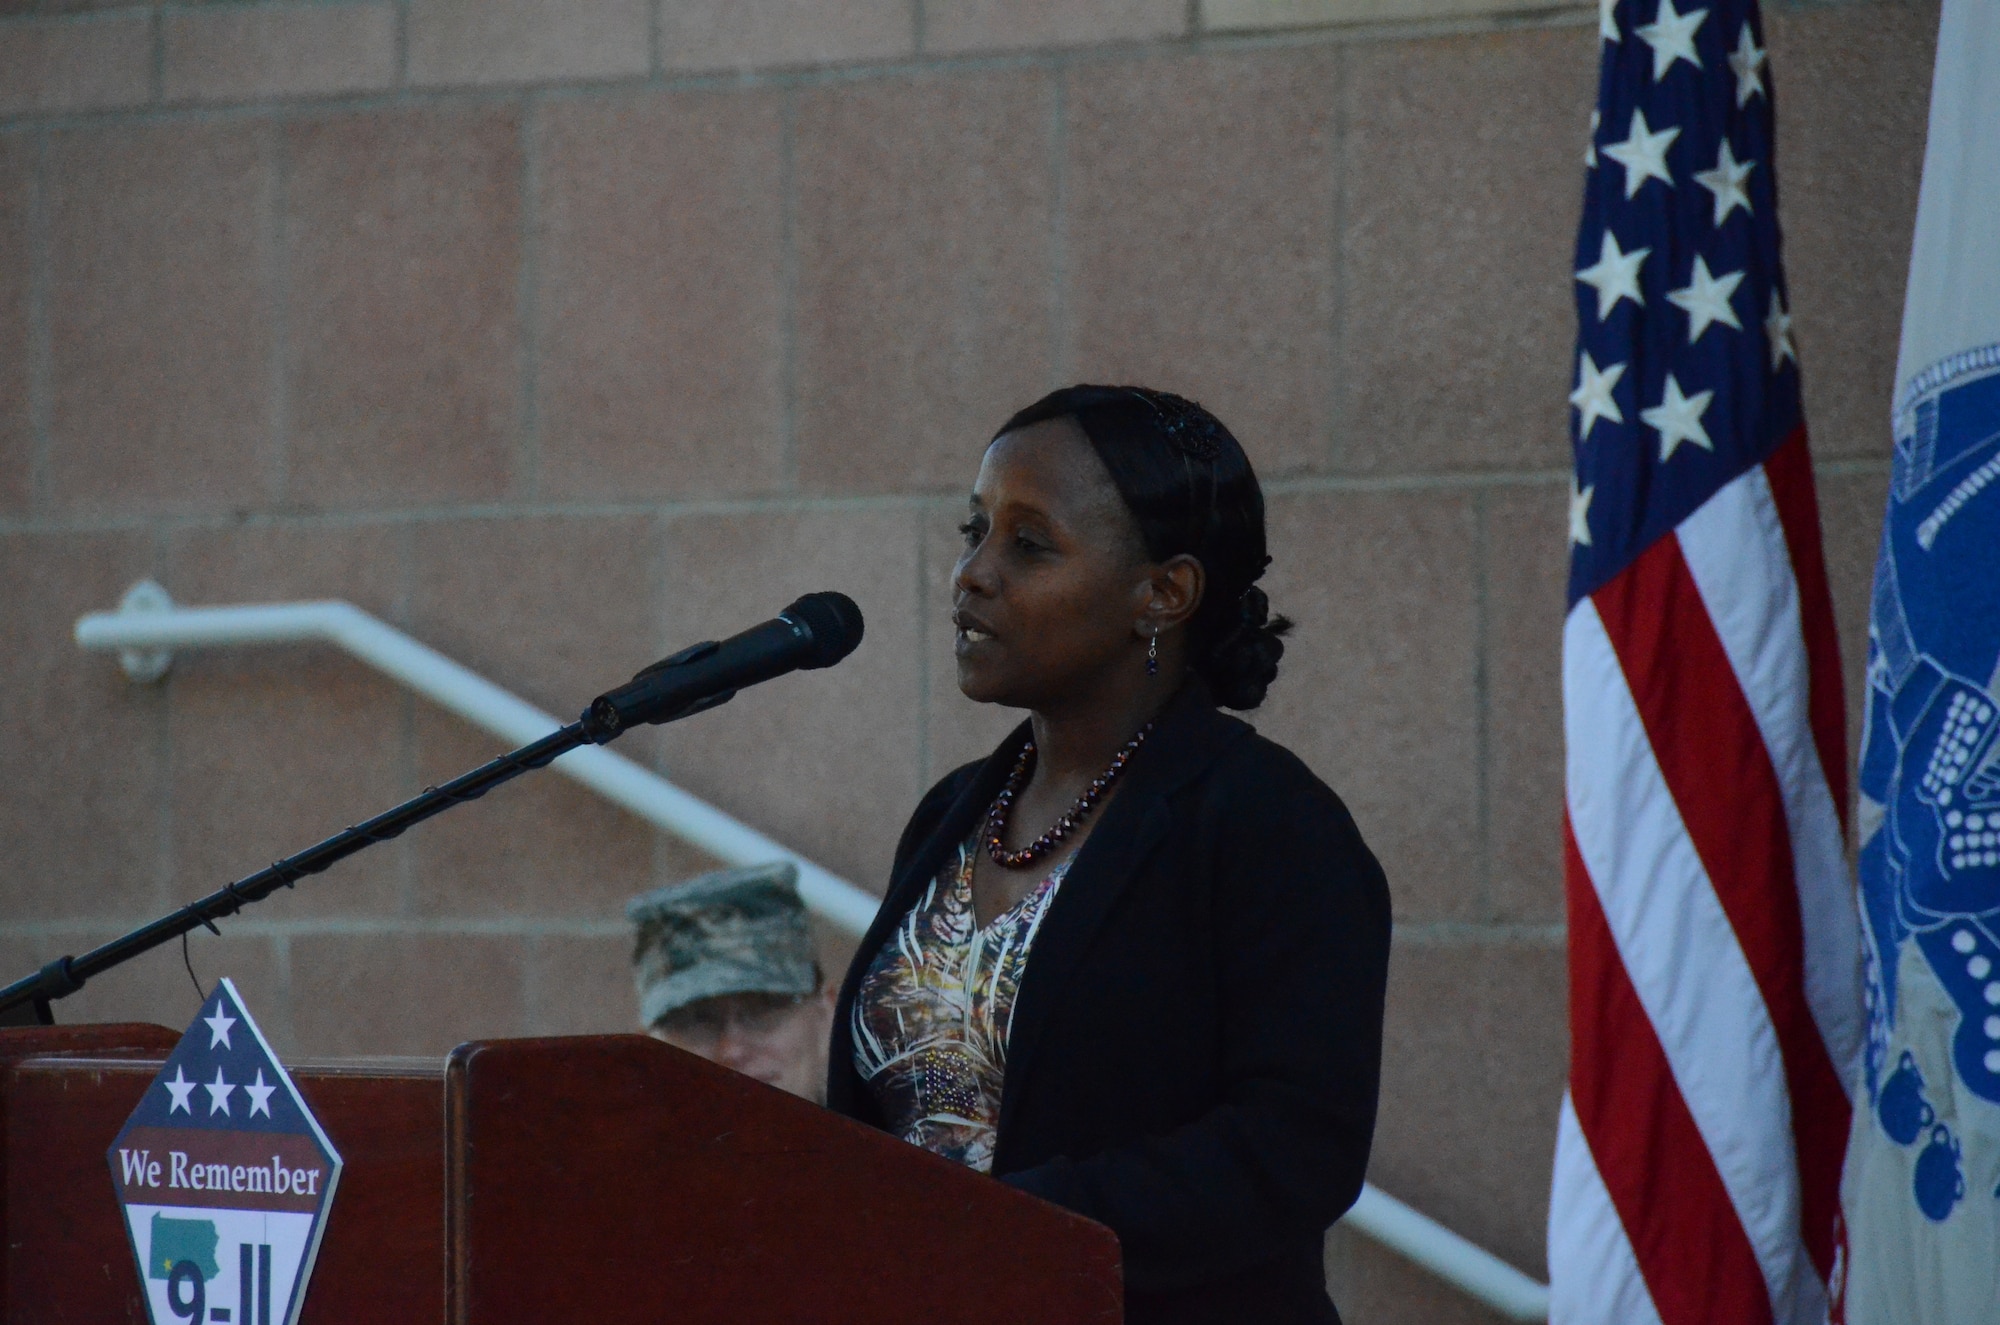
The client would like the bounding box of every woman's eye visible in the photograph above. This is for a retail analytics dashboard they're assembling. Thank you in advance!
[958,521,982,546]
[1015,535,1046,554]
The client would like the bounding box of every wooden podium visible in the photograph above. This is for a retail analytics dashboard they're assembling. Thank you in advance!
[0,1026,1123,1323]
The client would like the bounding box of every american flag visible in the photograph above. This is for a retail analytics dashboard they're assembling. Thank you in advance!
[1549,1,1865,1322]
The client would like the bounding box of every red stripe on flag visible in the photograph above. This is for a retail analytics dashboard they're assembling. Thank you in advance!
[1592,528,1851,1281]
[1565,819,1774,1325]
[1762,427,1851,834]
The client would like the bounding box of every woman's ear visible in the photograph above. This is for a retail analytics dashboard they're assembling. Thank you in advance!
[1139,554,1205,638]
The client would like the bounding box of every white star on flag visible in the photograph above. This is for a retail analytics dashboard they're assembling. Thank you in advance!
[1765,290,1796,369]
[163,1065,196,1114]
[1576,231,1651,320]
[1585,109,1601,167]
[203,1007,237,1050]
[1570,352,1627,439]
[1728,21,1767,107]
[1694,140,1754,226]
[1635,0,1707,80]
[1603,109,1680,199]
[1570,480,1596,547]
[1642,374,1716,460]
[245,1068,276,1119]
[204,1068,235,1117]
[1667,255,1745,342]
[1600,0,1620,43]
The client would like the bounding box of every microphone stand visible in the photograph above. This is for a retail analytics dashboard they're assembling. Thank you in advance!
[0,589,863,1027]
[0,723,591,1026]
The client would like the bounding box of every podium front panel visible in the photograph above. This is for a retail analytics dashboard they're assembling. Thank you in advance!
[447,1036,1123,1324]
[2,1044,446,1325]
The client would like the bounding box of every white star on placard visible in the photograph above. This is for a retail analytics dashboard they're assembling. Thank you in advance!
[1570,480,1596,547]
[245,1068,276,1119]
[1694,140,1754,226]
[204,1068,235,1117]
[1765,291,1797,369]
[1570,352,1627,439]
[1636,0,1707,80]
[1729,22,1767,107]
[163,1066,196,1115]
[1576,231,1651,320]
[1667,256,1745,342]
[1585,109,1601,167]
[1643,374,1716,461]
[203,1007,237,1050]
[1603,109,1679,198]
[1600,0,1621,42]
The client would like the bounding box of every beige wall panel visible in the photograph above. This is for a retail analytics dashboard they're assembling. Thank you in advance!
[0,13,150,115]
[1341,26,1596,474]
[1815,465,1891,777]
[657,0,914,73]
[47,122,275,514]
[657,507,927,894]
[1256,489,1483,923]
[406,0,651,87]
[1484,482,1568,923]
[285,106,523,508]
[528,933,651,1037]
[1207,0,1583,29]
[1771,1,1937,462]
[161,524,411,920]
[407,707,666,921]
[0,931,289,1050]
[1067,47,1341,476]
[923,0,1186,54]
[0,531,165,922]
[163,2,397,106]
[794,68,1059,495]
[1372,938,1567,1277]
[536,90,788,501]
[290,931,530,1055]
[1326,1224,1516,1323]
[0,134,27,515]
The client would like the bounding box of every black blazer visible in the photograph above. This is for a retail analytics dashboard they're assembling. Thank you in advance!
[828,685,1392,1325]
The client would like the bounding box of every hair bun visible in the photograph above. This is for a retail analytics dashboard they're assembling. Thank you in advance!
[1204,586,1291,710]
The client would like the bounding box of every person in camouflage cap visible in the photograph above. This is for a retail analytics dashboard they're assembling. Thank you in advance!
[627,861,835,1103]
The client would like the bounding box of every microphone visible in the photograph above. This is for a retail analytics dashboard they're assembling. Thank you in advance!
[579,591,864,743]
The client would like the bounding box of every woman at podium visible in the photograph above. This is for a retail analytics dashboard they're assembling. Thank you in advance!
[828,386,1392,1325]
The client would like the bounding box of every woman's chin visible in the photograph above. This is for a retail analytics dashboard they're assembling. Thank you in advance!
[954,657,1015,707]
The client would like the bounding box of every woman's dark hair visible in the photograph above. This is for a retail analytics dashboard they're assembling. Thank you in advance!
[993,384,1292,710]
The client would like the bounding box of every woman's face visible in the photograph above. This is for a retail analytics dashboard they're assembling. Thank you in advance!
[952,419,1155,711]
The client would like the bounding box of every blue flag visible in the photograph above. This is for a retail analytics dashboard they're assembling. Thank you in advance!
[1843,2,2000,1318]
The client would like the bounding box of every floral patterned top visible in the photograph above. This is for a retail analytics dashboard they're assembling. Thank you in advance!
[850,836,1070,1173]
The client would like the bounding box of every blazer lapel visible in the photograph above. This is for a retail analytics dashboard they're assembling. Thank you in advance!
[995,689,1251,1146]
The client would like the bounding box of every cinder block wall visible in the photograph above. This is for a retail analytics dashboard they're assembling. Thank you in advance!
[0,0,1932,1318]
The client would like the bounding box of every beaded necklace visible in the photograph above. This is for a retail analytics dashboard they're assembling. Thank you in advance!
[984,723,1153,869]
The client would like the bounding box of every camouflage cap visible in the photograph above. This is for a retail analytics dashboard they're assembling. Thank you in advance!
[626,861,819,1029]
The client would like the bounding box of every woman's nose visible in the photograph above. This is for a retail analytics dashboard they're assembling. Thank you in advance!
[954,544,996,598]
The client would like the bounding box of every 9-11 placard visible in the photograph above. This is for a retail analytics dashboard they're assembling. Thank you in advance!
[106,978,341,1325]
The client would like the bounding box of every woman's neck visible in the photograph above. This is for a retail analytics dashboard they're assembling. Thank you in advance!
[1027,675,1178,785]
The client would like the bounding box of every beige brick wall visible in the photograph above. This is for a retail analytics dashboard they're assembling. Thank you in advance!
[0,0,1934,1317]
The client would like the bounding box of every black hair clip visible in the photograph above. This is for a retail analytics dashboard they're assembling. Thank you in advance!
[1130,389,1225,461]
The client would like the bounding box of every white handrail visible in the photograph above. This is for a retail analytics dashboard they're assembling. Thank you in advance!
[71,580,1550,1321]
[73,581,882,935]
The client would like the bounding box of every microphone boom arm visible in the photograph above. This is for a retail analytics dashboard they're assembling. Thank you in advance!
[0,589,866,1025]
[0,722,592,1024]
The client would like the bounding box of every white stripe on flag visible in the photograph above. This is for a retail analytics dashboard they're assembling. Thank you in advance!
[1676,465,1866,1096]
[1549,1090,1664,1325]
[1564,598,1807,1323]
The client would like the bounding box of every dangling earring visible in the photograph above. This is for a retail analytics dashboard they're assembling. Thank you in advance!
[1146,631,1159,677]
